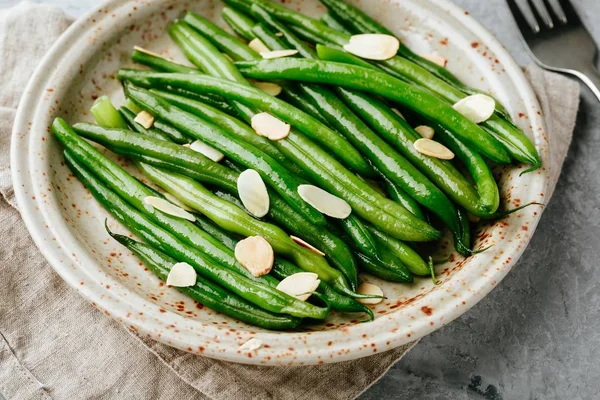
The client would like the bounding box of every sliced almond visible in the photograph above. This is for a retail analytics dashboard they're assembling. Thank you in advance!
[414,125,435,139]
[144,196,196,221]
[239,338,262,352]
[276,272,321,301]
[163,192,194,212]
[188,140,225,162]
[251,81,283,97]
[260,49,299,59]
[133,46,172,61]
[249,38,270,53]
[235,236,274,277]
[414,138,454,160]
[297,185,351,219]
[166,262,197,287]
[391,108,405,120]
[237,169,270,218]
[134,110,155,129]
[452,94,496,124]
[357,282,384,305]
[343,34,399,61]
[422,53,448,67]
[251,112,290,141]
[290,236,325,256]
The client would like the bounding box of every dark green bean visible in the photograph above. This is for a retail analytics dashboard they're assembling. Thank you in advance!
[107,227,300,329]
[124,83,327,226]
[54,119,327,319]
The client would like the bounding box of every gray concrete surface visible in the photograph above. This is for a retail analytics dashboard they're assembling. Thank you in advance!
[2,0,600,399]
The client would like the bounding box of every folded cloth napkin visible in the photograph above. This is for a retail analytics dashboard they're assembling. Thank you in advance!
[0,3,579,400]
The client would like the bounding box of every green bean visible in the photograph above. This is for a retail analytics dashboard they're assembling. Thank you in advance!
[175,17,374,176]
[91,95,127,129]
[234,57,511,163]
[224,19,471,251]
[66,122,279,286]
[184,12,258,62]
[194,212,371,317]
[118,71,440,242]
[320,12,352,34]
[120,106,191,144]
[74,120,359,288]
[232,0,539,167]
[365,225,430,276]
[123,83,326,226]
[318,0,511,117]
[119,106,171,142]
[379,172,425,220]
[138,164,365,298]
[222,6,256,41]
[54,120,326,319]
[131,48,198,74]
[357,251,413,283]
[338,215,379,259]
[251,23,285,51]
[107,227,301,329]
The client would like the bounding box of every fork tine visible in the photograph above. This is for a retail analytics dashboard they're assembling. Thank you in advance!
[507,0,540,34]
[530,0,554,29]
[546,0,567,24]
[558,0,581,23]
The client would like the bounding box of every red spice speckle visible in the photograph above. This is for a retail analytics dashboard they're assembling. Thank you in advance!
[421,306,433,316]
[440,37,449,46]
[471,41,479,48]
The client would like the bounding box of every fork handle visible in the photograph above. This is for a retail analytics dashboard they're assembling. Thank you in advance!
[573,65,600,102]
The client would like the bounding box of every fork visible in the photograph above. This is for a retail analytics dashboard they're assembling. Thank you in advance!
[506,0,600,101]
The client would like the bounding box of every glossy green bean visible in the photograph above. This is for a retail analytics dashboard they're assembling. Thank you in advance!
[318,0,512,116]
[320,12,352,34]
[137,163,360,297]
[357,251,413,283]
[119,106,170,142]
[222,7,256,41]
[379,172,425,220]
[120,106,190,144]
[176,17,374,176]
[223,18,469,250]
[53,120,326,319]
[236,0,539,167]
[68,122,280,286]
[107,228,300,329]
[150,89,287,163]
[184,12,258,62]
[75,119,359,288]
[194,212,371,317]
[365,225,430,276]
[123,83,326,226]
[338,215,379,259]
[234,58,511,163]
[131,48,198,74]
[118,71,440,242]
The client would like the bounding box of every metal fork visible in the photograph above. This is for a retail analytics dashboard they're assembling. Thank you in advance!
[506,0,600,101]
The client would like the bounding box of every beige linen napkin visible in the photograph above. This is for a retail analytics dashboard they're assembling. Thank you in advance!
[0,3,579,400]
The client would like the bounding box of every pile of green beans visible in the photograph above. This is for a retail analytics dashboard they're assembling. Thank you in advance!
[50,0,541,330]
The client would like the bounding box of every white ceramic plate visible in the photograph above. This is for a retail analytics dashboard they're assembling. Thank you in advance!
[12,0,549,365]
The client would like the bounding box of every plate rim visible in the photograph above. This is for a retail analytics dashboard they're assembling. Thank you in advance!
[11,0,549,365]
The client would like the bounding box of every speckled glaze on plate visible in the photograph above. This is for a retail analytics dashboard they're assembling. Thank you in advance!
[11,0,549,365]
